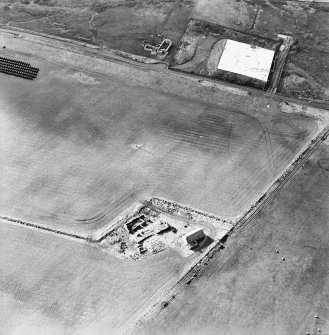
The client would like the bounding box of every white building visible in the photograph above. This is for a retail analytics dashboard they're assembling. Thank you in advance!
[217,39,275,83]
[183,228,205,246]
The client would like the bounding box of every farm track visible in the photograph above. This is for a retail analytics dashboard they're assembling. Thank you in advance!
[190,125,329,280]
[233,125,329,234]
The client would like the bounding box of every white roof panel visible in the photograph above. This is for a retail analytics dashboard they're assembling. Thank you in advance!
[217,40,275,82]
[185,228,204,237]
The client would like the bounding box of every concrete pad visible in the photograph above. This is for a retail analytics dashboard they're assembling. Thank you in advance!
[217,39,275,82]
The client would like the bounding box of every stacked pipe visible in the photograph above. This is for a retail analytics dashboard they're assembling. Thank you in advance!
[0,57,39,80]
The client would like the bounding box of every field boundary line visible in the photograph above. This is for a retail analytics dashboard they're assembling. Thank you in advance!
[0,215,87,241]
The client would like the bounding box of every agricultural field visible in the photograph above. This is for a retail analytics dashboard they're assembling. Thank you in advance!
[0,218,193,335]
[135,138,329,335]
[0,45,322,239]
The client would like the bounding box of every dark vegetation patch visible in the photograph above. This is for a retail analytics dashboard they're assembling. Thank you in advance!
[278,46,329,102]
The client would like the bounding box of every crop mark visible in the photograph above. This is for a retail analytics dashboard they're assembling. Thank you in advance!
[135,144,154,156]
[227,122,238,168]
[250,8,260,31]
[266,127,276,169]
[156,1,180,33]
[263,127,276,174]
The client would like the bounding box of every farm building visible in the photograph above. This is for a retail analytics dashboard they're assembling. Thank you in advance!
[183,228,205,247]
[217,39,275,83]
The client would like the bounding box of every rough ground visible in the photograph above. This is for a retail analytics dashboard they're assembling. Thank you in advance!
[0,0,195,60]
[192,0,329,52]
[135,138,329,335]
[279,47,329,102]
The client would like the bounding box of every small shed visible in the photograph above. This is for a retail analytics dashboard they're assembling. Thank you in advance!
[183,228,205,246]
